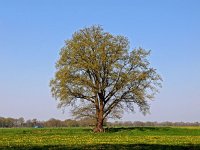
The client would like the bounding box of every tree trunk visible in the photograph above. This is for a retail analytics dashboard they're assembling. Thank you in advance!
[94,107,104,132]
[94,93,105,133]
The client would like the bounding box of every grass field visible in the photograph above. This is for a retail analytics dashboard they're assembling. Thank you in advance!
[1,127,200,149]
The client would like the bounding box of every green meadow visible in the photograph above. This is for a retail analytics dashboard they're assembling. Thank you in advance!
[1,127,200,150]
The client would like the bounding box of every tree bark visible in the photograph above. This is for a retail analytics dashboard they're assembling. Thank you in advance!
[94,102,104,132]
[94,111,104,132]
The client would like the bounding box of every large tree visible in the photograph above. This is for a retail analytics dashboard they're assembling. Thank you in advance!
[50,25,162,132]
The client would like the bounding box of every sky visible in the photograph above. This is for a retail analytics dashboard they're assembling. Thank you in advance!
[0,0,200,122]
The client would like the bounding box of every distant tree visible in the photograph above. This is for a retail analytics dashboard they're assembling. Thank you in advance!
[50,25,162,132]
[133,121,145,127]
[77,117,96,127]
[123,121,133,126]
[32,119,38,127]
[17,117,25,127]
[4,118,15,127]
[63,119,79,127]
[26,119,34,127]
[45,118,62,127]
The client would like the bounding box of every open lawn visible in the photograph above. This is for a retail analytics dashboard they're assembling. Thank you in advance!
[0,127,200,149]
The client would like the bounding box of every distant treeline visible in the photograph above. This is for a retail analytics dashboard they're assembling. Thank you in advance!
[0,117,199,128]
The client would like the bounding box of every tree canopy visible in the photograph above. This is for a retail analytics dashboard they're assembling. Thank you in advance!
[50,25,162,132]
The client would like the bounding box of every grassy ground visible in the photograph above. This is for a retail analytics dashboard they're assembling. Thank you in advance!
[0,127,200,149]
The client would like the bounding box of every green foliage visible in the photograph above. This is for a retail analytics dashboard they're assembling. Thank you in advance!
[50,25,162,129]
[1,127,200,149]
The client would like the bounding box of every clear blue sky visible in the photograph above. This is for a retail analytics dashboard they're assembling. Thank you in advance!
[0,0,200,122]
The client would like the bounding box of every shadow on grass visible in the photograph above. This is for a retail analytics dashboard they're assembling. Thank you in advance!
[1,144,200,150]
[104,127,171,133]
[82,127,168,133]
